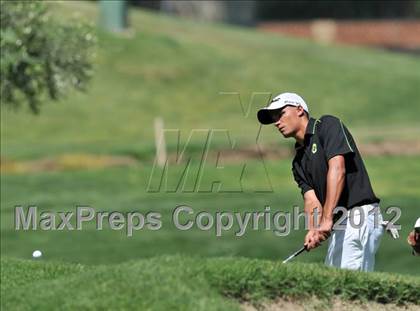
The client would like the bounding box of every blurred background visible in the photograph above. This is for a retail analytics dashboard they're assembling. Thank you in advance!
[143,0,420,53]
[1,0,419,277]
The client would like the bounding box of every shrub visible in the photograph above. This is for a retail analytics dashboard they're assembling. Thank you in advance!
[0,0,96,113]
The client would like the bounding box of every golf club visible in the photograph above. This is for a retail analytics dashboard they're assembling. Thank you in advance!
[282,245,307,264]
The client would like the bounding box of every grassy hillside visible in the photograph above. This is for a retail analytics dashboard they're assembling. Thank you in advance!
[1,2,420,309]
[1,1,420,160]
[2,256,419,310]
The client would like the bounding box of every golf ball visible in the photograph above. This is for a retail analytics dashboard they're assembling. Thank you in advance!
[32,250,42,258]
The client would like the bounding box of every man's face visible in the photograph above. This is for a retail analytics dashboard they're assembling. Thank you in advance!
[273,106,301,138]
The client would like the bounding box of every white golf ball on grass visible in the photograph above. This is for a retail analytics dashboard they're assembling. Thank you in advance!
[32,250,42,258]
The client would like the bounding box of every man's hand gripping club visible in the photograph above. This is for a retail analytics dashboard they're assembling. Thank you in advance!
[304,155,346,250]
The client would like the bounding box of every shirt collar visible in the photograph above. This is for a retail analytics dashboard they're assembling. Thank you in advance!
[305,117,316,136]
[295,117,316,150]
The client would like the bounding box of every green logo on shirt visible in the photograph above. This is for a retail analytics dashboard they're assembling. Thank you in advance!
[312,143,317,154]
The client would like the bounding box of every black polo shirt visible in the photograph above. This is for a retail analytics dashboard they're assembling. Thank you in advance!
[292,115,379,209]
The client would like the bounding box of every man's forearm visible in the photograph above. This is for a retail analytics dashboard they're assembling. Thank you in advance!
[304,193,322,230]
[321,156,346,225]
[303,190,323,249]
[306,205,321,230]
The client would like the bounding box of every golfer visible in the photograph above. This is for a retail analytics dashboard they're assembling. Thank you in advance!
[257,92,383,271]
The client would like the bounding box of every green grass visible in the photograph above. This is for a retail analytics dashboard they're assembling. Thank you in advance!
[1,256,237,311]
[2,2,420,309]
[2,256,419,310]
[1,1,420,160]
[2,157,419,275]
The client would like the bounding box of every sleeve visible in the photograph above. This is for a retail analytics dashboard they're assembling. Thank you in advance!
[319,116,355,160]
[292,163,312,196]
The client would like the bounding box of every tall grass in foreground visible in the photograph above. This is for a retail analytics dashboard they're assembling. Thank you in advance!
[2,256,419,310]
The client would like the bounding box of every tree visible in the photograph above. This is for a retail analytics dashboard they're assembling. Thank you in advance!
[0,0,96,113]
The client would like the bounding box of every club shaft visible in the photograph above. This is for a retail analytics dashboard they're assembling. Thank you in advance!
[282,246,306,263]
